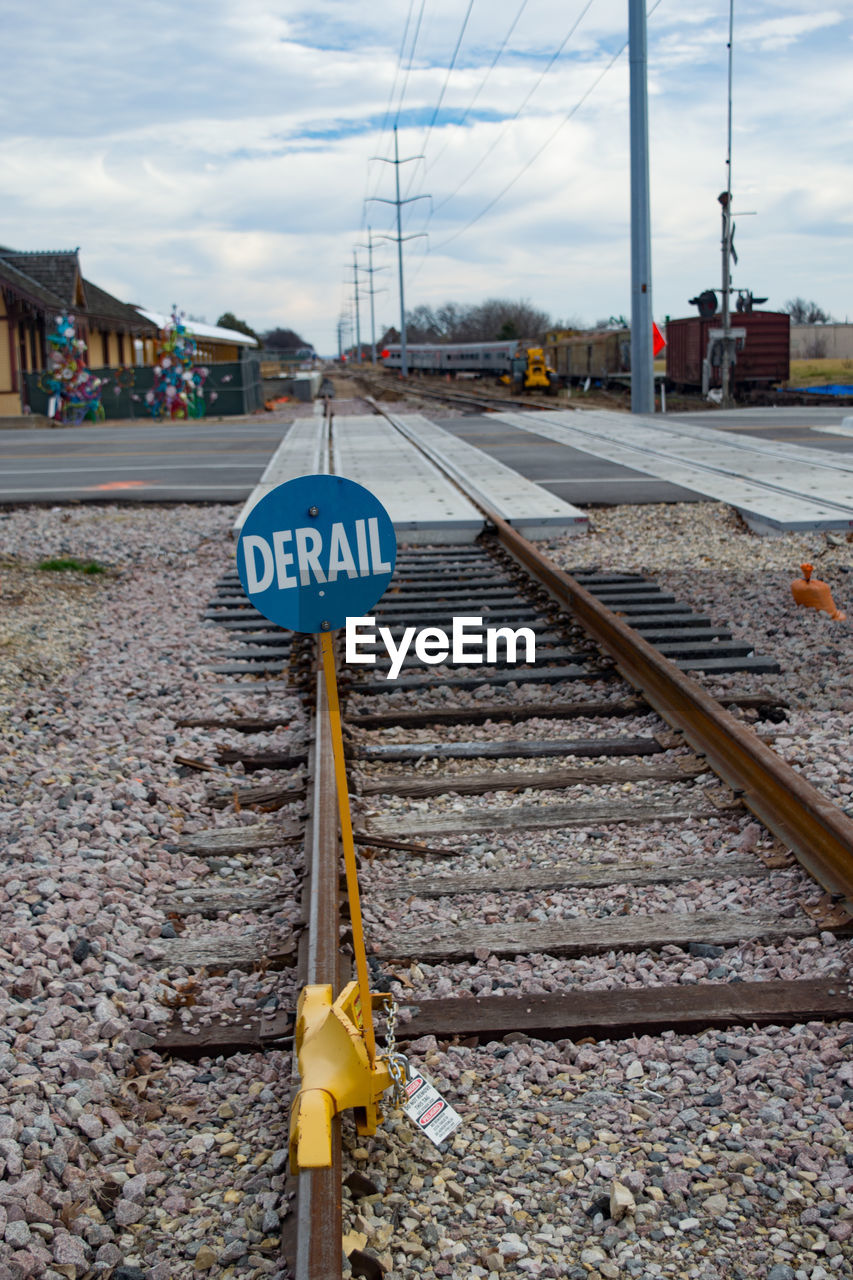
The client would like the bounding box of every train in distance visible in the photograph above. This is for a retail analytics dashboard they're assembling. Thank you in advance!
[380,306,791,397]
[381,341,558,391]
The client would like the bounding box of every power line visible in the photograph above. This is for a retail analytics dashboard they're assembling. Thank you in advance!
[380,0,417,141]
[360,0,417,231]
[427,0,596,219]
[432,0,664,252]
[365,0,429,228]
[420,0,528,179]
[415,0,475,165]
[394,0,428,128]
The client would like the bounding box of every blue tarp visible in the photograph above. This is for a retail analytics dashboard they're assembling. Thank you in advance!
[787,385,853,397]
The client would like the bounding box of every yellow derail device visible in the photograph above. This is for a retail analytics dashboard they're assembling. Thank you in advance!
[235,474,401,1172]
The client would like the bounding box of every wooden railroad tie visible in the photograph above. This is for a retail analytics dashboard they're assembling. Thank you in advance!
[140,976,853,1059]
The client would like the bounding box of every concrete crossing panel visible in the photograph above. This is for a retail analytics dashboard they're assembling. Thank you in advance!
[382,411,589,539]
[233,412,329,532]
[497,410,853,534]
[331,414,483,543]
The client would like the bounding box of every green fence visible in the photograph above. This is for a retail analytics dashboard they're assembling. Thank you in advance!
[24,353,263,421]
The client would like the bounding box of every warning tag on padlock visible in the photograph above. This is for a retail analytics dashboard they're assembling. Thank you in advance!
[401,1070,462,1147]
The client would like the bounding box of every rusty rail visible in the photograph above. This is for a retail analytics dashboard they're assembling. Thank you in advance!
[290,420,853,1270]
[291,658,343,1280]
[492,514,853,916]
[369,400,853,914]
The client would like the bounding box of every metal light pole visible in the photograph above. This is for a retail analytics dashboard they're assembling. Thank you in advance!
[368,127,429,377]
[629,0,654,415]
[720,0,735,408]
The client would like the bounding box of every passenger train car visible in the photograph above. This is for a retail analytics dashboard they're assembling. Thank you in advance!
[381,340,524,377]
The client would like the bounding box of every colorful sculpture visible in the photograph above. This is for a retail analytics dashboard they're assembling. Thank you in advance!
[145,310,209,420]
[39,314,103,423]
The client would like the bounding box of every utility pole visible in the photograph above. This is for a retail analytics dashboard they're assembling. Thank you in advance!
[336,316,344,362]
[368,127,429,377]
[352,248,362,365]
[628,0,654,415]
[356,227,388,365]
[720,0,735,408]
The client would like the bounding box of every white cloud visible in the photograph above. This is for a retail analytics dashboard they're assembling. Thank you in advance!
[0,1,849,349]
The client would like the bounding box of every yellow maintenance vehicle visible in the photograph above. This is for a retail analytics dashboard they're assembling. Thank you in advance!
[502,346,558,393]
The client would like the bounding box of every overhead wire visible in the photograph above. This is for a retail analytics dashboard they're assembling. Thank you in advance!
[425,0,596,219]
[394,0,428,128]
[420,0,528,178]
[402,0,475,199]
[380,0,417,140]
[403,0,529,277]
[427,0,664,254]
[364,0,428,237]
[360,0,417,233]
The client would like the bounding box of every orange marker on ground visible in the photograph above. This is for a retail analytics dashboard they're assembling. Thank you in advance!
[791,564,846,620]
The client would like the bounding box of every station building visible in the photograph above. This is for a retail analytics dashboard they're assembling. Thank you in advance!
[0,246,156,416]
[0,247,260,419]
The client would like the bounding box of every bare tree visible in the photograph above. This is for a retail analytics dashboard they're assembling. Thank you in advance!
[263,326,311,351]
[402,297,553,344]
[785,298,832,325]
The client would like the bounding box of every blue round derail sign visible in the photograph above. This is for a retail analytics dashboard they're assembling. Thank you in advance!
[236,474,397,633]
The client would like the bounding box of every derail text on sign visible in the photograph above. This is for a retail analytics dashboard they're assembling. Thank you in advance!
[237,474,397,633]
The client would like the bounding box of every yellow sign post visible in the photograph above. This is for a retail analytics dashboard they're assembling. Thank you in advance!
[234,475,399,1173]
[288,634,394,1172]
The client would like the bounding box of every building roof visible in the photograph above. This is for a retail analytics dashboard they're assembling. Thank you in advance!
[136,309,259,347]
[0,253,66,311]
[83,280,158,334]
[0,249,81,308]
[0,247,156,335]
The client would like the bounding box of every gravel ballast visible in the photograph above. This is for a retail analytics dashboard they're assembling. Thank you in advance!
[0,498,850,1280]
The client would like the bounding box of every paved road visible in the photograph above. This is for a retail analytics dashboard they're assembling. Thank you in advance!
[0,417,294,504]
[2,404,851,508]
[436,404,853,507]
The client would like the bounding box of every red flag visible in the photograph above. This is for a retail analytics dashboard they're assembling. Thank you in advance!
[653,322,666,357]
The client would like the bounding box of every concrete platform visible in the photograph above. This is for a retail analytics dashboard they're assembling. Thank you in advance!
[233,412,329,532]
[497,410,853,534]
[382,412,588,539]
[331,414,483,544]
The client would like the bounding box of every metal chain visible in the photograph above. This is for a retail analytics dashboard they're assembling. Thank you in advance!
[378,994,410,1104]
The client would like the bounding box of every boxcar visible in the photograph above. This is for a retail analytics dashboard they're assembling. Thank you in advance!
[665,311,790,391]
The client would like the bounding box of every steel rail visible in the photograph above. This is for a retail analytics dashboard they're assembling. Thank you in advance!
[369,402,853,914]
[291,659,344,1280]
[491,514,853,915]
[290,410,853,1270]
[356,369,552,414]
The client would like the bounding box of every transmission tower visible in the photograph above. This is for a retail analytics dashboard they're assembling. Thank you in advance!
[356,227,389,365]
[368,127,429,377]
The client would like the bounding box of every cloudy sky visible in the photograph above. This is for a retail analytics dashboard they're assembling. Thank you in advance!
[2,1,850,352]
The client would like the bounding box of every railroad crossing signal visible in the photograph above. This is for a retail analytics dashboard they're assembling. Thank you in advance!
[653,322,666,358]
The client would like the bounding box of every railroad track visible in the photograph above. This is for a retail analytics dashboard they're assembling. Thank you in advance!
[146,418,853,1278]
[354,369,555,415]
